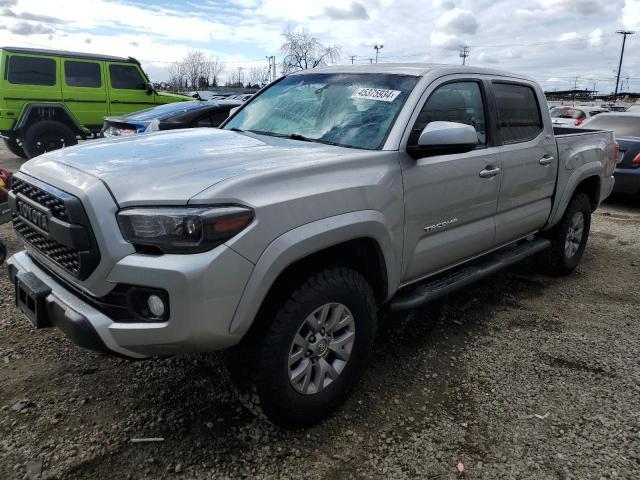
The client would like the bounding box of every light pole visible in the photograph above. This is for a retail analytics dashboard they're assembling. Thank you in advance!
[374,45,383,63]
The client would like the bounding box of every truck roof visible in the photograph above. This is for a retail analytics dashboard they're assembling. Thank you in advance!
[0,46,139,64]
[290,62,534,81]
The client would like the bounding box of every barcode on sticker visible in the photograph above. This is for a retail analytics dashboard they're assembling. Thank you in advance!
[351,88,401,102]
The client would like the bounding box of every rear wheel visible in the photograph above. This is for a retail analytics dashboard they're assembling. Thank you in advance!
[22,121,78,159]
[231,267,377,428]
[538,193,592,276]
[2,138,27,159]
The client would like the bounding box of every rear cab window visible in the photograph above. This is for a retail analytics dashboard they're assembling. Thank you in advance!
[7,55,56,86]
[493,82,543,143]
[64,61,101,88]
[109,64,146,90]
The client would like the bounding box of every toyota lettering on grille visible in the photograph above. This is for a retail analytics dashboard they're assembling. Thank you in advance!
[17,200,49,232]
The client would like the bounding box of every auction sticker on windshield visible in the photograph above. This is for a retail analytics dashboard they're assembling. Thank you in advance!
[351,88,401,102]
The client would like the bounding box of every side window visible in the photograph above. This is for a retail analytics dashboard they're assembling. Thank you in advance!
[109,64,146,90]
[409,81,486,146]
[7,56,56,86]
[493,83,543,143]
[64,61,101,88]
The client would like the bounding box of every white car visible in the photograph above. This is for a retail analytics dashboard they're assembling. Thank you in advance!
[550,106,609,127]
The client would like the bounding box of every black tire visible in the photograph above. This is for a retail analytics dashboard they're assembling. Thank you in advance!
[0,240,6,266]
[538,193,592,276]
[2,138,27,159]
[22,121,78,159]
[234,267,377,428]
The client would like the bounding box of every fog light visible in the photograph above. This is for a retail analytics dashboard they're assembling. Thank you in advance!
[147,294,165,317]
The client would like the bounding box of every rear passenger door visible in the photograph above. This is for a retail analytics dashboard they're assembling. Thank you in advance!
[61,59,107,131]
[492,81,557,245]
[107,63,154,116]
[3,54,61,112]
[400,78,502,283]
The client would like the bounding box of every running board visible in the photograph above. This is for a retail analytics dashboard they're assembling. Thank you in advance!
[387,238,551,312]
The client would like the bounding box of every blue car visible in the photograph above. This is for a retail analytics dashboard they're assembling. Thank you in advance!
[582,112,640,195]
[102,99,242,137]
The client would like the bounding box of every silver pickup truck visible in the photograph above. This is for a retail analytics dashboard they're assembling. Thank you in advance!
[7,64,616,427]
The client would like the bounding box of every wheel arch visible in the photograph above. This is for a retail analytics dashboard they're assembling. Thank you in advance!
[228,210,400,340]
[546,165,602,229]
[16,104,84,137]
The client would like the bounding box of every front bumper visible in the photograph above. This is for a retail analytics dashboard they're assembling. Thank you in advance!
[7,246,254,359]
[613,168,640,195]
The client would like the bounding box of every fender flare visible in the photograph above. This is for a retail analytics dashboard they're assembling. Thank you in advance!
[546,162,602,228]
[16,103,84,136]
[228,210,401,337]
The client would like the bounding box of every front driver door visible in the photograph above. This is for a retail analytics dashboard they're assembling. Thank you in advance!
[107,63,154,116]
[400,78,501,283]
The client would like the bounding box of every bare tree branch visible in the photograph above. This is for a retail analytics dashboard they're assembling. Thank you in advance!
[280,29,341,74]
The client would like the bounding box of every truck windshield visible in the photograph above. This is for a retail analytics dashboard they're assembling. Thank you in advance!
[224,73,419,150]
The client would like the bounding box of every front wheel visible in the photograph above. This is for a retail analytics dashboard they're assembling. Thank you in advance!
[22,121,78,159]
[237,267,377,428]
[538,193,592,276]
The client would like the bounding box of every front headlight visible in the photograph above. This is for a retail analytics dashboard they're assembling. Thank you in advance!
[117,206,254,254]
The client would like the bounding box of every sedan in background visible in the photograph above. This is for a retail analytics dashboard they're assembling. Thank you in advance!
[102,99,242,137]
[582,112,640,195]
[550,105,608,127]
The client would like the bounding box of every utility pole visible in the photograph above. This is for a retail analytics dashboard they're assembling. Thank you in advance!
[265,56,275,82]
[349,55,357,64]
[369,58,373,64]
[573,76,578,104]
[459,46,469,65]
[236,67,244,87]
[592,80,597,99]
[374,45,383,63]
[615,30,634,99]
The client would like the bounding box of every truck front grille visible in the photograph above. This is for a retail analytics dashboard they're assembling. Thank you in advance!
[13,217,81,275]
[9,173,100,280]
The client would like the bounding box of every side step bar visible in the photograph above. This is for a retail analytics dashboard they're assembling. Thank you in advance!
[387,238,551,312]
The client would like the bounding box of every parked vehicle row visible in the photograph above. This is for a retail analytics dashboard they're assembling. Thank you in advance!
[0,47,192,159]
[6,63,615,427]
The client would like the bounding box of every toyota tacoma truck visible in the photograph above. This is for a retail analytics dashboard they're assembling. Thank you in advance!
[6,64,616,428]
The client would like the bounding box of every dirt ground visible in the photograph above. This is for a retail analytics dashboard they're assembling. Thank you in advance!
[0,144,639,479]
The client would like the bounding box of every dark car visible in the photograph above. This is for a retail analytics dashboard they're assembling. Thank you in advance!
[102,99,242,137]
[582,112,640,195]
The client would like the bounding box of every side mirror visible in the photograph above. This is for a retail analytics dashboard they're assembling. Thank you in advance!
[408,121,478,158]
[146,83,155,95]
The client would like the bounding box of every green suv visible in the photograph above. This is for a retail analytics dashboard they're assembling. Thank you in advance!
[0,47,190,158]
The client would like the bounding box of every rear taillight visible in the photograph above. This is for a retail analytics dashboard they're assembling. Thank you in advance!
[575,119,584,126]
[633,153,640,165]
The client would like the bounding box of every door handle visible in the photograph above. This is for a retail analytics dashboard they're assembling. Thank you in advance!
[539,156,554,165]
[479,166,501,178]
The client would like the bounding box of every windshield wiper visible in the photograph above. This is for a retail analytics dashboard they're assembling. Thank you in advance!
[287,133,339,146]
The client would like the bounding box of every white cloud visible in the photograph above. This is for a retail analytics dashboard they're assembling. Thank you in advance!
[430,31,462,51]
[437,8,479,34]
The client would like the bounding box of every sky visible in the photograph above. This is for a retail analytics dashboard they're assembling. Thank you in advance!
[1,0,640,94]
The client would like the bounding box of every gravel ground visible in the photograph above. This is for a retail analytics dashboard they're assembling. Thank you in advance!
[0,144,639,479]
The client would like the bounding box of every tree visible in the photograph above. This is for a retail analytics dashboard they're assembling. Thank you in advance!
[249,65,270,87]
[280,29,340,74]
[166,51,225,90]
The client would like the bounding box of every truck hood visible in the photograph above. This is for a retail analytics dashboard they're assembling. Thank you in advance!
[22,128,351,206]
